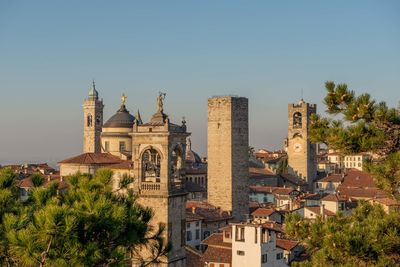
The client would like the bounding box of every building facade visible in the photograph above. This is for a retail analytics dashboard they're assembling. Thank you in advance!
[287,99,317,190]
[207,96,249,221]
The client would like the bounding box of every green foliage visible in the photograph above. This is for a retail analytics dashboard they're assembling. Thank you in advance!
[0,168,170,266]
[31,173,44,187]
[287,202,400,267]
[310,81,400,199]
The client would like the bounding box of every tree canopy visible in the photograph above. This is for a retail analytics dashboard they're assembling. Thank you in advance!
[309,81,400,199]
[0,168,169,267]
[285,201,400,267]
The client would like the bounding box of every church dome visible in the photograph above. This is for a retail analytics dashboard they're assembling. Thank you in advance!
[103,105,135,128]
[185,149,202,164]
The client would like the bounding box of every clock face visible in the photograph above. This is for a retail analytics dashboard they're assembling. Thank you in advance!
[294,143,302,152]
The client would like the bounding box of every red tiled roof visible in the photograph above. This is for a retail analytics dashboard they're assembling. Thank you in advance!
[201,233,232,249]
[251,208,276,217]
[336,187,387,199]
[370,198,400,206]
[305,206,336,216]
[276,238,299,251]
[319,173,344,183]
[274,187,296,195]
[186,202,232,222]
[339,169,376,188]
[58,153,123,165]
[322,193,346,202]
[185,246,203,267]
[249,185,277,193]
[280,173,306,186]
[202,246,232,264]
[302,193,325,200]
[186,211,204,222]
[249,167,274,176]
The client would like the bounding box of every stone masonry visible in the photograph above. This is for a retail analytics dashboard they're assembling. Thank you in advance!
[83,93,103,153]
[207,96,249,221]
[287,100,317,190]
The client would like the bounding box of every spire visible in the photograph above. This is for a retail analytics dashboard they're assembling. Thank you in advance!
[88,79,99,99]
[136,109,143,125]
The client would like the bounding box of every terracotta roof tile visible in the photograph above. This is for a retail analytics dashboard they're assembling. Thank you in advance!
[58,153,123,165]
[201,233,232,248]
[185,246,203,267]
[276,238,299,251]
[202,246,232,264]
[339,169,376,188]
[251,208,276,217]
[319,173,344,183]
[305,206,336,216]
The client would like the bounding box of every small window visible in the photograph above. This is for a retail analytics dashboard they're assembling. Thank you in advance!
[87,114,93,127]
[119,141,126,152]
[276,252,283,260]
[237,250,245,256]
[186,223,190,229]
[196,229,200,240]
[186,231,192,241]
[195,221,200,227]
[261,254,268,263]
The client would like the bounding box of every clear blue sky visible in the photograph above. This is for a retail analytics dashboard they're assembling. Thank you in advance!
[0,1,399,165]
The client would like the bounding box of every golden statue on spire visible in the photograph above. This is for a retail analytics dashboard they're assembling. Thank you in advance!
[121,93,127,106]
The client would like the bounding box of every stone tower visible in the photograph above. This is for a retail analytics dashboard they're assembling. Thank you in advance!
[207,96,249,221]
[83,81,104,153]
[287,99,317,188]
[131,93,188,267]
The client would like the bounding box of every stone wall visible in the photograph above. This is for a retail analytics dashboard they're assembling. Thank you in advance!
[83,98,103,153]
[207,96,249,221]
[287,101,317,189]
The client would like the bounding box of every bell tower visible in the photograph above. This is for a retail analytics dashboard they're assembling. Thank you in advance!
[83,80,104,153]
[287,99,317,188]
[131,93,188,267]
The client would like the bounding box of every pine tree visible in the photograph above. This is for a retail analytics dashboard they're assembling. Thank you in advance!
[0,168,170,266]
[309,81,400,199]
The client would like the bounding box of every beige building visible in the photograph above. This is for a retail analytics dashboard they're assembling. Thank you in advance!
[62,88,191,266]
[207,96,249,221]
[287,99,317,190]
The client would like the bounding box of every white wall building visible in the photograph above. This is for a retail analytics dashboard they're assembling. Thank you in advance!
[231,223,287,267]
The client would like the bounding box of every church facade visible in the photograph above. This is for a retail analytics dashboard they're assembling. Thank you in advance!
[63,84,190,266]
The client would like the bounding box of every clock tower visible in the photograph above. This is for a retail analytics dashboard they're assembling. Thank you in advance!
[287,99,317,189]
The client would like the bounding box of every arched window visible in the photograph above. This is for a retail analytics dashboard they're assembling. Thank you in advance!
[87,114,93,127]
[142,148,161,181]
[293,112,302,128]
[96,115,101,125]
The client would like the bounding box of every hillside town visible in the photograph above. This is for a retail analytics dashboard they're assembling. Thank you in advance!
[1,84,398,267]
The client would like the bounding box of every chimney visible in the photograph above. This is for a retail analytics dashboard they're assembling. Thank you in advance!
[192,206,196,214]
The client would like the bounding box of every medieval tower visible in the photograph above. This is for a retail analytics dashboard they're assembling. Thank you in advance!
[207,96,249,221]
[287,99,317,188]
[83,81,104,153]
[131,93,188,267]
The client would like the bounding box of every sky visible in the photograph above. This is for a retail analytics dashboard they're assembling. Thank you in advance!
[0,1,399,165]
